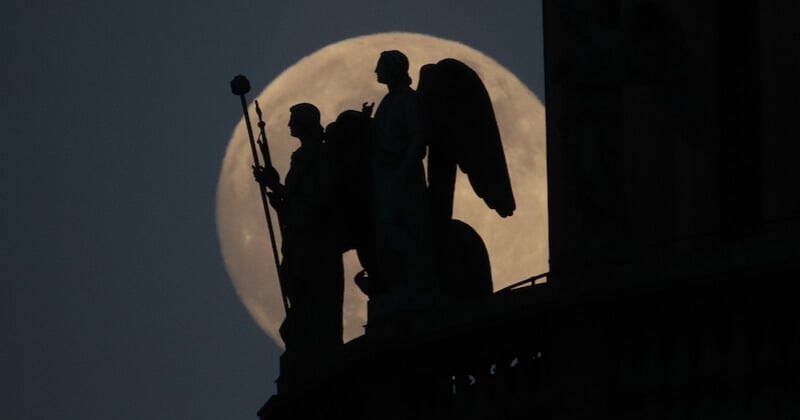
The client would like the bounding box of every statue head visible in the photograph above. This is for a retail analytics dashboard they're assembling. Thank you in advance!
[376,50,412,86]
[288,103,323,141]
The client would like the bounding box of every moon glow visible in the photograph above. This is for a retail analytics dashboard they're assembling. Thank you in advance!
[216,32,547,347]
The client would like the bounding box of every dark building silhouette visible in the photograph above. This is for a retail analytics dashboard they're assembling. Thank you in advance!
[256,1,800,418]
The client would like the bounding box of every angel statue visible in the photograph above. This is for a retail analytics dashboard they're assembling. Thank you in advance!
[357,51,516,328]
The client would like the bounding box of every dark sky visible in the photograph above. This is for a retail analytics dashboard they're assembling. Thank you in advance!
[2,1,543,418]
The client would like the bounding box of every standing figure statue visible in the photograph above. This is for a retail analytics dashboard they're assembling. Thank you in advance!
[366,50,436,325]
[253,103,343,387]
[324,105,378,283]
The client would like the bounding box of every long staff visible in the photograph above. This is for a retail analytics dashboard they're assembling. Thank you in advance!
[230,75,290,315]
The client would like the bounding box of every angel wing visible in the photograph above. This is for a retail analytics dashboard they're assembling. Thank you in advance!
[418,58,516,220]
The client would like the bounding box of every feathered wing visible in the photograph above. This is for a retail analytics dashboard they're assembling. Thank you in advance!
[419,58,516,218]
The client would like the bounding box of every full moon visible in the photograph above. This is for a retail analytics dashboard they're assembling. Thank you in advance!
[217,32,547,347]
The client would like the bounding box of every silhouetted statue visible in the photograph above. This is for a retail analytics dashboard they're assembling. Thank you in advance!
[253,103,344,384]
[324,105,378,284]
[418,58,515,299]
[348,54,516,329]
[366,50,436,320]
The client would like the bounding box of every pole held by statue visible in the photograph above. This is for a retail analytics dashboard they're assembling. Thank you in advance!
[230,74,290,316]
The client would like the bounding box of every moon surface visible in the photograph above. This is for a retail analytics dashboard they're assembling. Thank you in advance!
[216,32,547,347]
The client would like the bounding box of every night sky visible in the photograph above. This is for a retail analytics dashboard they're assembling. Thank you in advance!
[2,1,544,418]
